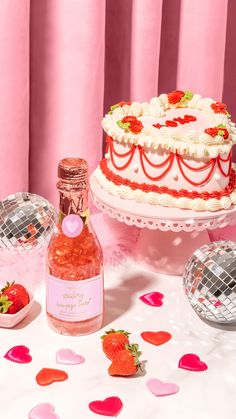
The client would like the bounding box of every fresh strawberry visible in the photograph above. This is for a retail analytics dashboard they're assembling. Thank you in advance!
[108,343,142,376]
[1,282,29,307]
[101,329,130,360]
[0,281,30,314]
[0,294,24,314]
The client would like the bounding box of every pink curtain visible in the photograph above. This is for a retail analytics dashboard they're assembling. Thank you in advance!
[0,0,30,195]
[0,0,234,208]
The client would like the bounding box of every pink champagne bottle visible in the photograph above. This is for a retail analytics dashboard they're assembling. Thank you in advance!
[46,158,103,335]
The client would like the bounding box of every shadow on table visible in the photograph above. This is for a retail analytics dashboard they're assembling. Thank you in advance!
[13,301,42,330]
[103,271,155,326]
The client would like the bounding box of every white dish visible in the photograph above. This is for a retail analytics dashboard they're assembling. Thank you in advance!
[0,291,34,328]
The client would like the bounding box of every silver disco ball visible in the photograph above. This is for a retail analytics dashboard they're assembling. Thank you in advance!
[0,192,57,253]
[183,241,236,324]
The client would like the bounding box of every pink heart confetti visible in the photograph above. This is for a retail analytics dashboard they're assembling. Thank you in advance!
[28,403,59,419]
[178,353,208,372]
[146,378,180,397]
[139,292,164,307]
[62,214,83,238]
[56,348,85,365]
[89,397,123,416]
[4,345,32,363]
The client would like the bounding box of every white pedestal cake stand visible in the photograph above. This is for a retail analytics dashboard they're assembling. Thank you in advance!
[90,174,236,275]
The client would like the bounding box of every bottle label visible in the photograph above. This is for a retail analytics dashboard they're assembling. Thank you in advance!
[46,274,103,322]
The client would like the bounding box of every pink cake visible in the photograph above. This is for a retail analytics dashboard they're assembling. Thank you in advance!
[94,91,236,211]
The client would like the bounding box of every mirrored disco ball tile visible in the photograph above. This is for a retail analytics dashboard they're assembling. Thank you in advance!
[0,192,57,253]
[183,241,236,324]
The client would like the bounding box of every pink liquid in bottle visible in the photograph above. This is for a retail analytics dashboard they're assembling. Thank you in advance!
[46,158,103,336]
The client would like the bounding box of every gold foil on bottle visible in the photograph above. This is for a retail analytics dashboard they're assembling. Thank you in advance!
[57,158,89,218]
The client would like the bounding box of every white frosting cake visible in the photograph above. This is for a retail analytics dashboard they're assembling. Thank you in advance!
[94,91,236,211]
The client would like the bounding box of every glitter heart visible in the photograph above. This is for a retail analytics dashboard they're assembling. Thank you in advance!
[146,378,180,397]
[4,345,32,363]
[36,368,68,386]
[139,292,164,307]
[28,402,59,419]
[178,353,208,372]
[141,331,172,346]
[56,348,85,365]
[62,214,83,238]
[89,397,123,417]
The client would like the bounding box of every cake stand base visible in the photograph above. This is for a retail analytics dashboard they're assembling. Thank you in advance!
[135,228,210,276]
[90,174,236,275]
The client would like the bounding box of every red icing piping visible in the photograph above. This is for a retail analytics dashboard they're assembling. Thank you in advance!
[107,137,136,170]
[218,158,232,177]
[138,145,174,168]
[106,136,232,186]
[218,151,232,162]
[100,159,236,201]
[110,146,135,171]
[176,153,217,186]
[107,136,135,158]
[217,151,232,177]
[176,153,215,172]
[176,154,216,186]
[139,147,175,181]
[153,114,197,129]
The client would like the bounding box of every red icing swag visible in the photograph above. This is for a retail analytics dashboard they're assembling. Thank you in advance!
[100,158,236,201]
[105,136,232,187]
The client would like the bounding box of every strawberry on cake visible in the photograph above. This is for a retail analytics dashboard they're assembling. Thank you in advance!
[94,91,236,211]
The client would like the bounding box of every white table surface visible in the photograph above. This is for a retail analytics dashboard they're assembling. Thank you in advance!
[1,258,236,419]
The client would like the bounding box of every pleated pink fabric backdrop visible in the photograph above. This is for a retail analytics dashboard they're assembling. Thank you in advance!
[0,0,234,210]
[0,0,30,196]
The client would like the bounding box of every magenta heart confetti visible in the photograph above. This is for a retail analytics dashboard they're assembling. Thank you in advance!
[89,397,123,416]
[4,345,32,363]
[28,402,59,419]
[178,353,208,372]
[139,292,164,307]
[146,378,180,397]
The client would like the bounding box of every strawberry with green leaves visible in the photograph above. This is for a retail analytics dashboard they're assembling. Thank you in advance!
[108,343,142,377]
[101,329,130,360]
[0,282,29,314]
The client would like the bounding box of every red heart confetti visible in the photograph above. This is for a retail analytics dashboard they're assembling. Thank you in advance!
[139,292,164,307]
[141,331,172,346]
[36,368,68,386]
[4,345,32,363]
[178,353,208,372]
[89,397,123,417]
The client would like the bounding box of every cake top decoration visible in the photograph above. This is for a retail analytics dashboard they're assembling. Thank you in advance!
[102,91,236,158]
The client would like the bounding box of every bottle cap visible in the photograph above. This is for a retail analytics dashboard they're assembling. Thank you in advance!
[58,158,88,181]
